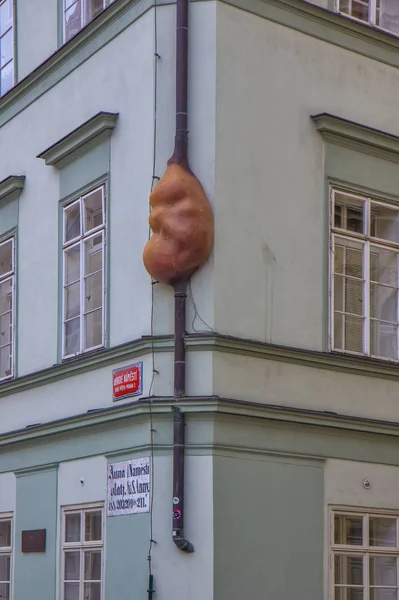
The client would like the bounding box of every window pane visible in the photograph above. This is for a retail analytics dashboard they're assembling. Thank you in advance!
[83,189,103,234]
[65,1,82,42]
[370,247,398,287]
[334,193,365,233]
[0,521,10,547]
[0,556,10,581]
[83,582,101,600]
[370,285,398,322]
[371,203,399,243]
[84,236,103,276]
[0,345,12,378]
[0,280,12,314]
[65,513,81,543]
[84,511,102,542]
[0,312,12,345]
[0,60,13,96]
[65,282,80,320]
[335,589,364,600]
[377,0,399,35]
[345,279,363,316]
[370,518,397,547]
[370,556,397,586]
[371,321,398,359]
[0,583,10,600]
[334,515,363,545]
[0,240,12,276]
[334,312,344,349]
[65,245,81,284]
[334,240,363,279]
[335,555,363,585]
[64,202,81,243]
[65,318,80,356]
[345,315,364,353]
[84,550,101,580]
[85,273,102,312]
[65,552,80,581]
[64,582,79,600]
[84,0,103,25]
[0,0,12,36]
[0,29,12,67]
[370,590,397,600]
[84,309,102,349]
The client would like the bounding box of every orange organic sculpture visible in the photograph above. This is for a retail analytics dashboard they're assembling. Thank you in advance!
[143,163,214,285]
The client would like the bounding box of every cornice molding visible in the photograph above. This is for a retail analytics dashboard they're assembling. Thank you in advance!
[0,175,25,206]
[37,112,119,168]
[311,112,399,163]
[4,396,399,448]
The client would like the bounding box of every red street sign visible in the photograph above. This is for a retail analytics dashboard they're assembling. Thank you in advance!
[112,362,143,401]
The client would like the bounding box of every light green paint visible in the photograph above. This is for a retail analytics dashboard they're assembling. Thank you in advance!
[59,142,110,201]
[105,512,150,599]
[14,467,58,600]
[0,0,172,129]
[213,455,324,600]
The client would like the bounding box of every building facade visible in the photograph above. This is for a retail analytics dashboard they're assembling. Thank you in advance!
[2,0,399,598]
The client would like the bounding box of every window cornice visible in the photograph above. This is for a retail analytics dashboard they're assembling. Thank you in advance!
[37,112,119,169]
[0,175,25,206]
[311,113,399,164]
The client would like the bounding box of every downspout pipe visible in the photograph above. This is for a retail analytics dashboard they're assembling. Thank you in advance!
[170,0,194,552]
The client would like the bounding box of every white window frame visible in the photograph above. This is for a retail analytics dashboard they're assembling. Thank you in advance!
[0,0,14,97]
[61,504,104,600]
[0,514,13,600]
[62,185,106,360]
[330,507,399,600]
[336,0,399,36]
[330,186,399,362]
[63,0,116,42]
[0,236,15,381]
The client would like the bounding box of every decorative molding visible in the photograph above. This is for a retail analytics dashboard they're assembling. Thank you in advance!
[0,335,174,399]
[4,396,399,449]
[37,112,119,168]
[186,333,399,382]
[311,113,399,163]
[0,175,25,206]
[220,0,399,70]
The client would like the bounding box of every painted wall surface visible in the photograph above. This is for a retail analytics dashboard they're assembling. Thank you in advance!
[16,0,58,81]
[58,456,107,505]
[14,468,58,600]
[0,472,16,512]
[213,350,399,422]
[213,454,324,600]
[214,3,399,350]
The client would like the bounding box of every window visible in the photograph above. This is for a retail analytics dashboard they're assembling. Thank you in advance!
[0,516,12,600]
[0,0,14,97]
[64,0,116,42]
[331,188,399,361]
[62,185,105,359]
[0,238,14,380]
[62,506,104,600]
[331,509,399,600]
[337,0,399,35]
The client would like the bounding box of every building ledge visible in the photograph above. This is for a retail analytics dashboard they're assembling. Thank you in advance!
[37,112,119,168]
[311,113,399,163]
[0,175,25,206]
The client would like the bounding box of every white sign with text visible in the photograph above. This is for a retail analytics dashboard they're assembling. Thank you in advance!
[107,457,150,516]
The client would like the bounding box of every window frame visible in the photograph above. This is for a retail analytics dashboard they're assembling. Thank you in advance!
[62,0,116,43]
[0,0,15,98]
[0,235,15,381]
[329,186,399,362]
[330,507,399,600]
[335,0,399,37]
[0,514,13,600]
[61,184,106,360]
[61,504,104,600]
